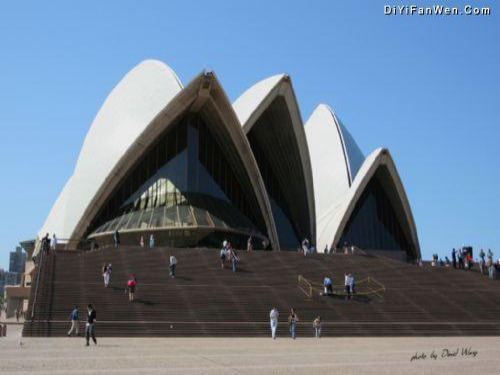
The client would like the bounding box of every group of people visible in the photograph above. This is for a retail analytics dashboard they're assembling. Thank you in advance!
[40,233,58,254]
[430,248,498,280]
[219,240,239,271]
[67,304,97,347]
[321,273,356,299]
[449,248,475,270]
[100,253,178,303]
[299,238,319,255]
[478,249,497,279]
[113,230,156,249]
[269,307,322,339]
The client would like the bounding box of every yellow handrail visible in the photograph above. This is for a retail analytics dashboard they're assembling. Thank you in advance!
[298,275,385,298]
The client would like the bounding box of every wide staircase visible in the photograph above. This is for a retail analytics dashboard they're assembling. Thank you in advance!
[23,246,500,337]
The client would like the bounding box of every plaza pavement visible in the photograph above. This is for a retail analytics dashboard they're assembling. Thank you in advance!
[1,324,500,374]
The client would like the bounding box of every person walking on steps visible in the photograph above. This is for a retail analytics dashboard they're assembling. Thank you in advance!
[102,263,109,288]
[114,230,120,249]
[288,308,299,339]
[269,307,279,339]
[313,316,321,338]
[127,274,137,302]
[85,304,97,346]
[220,246,227,269]
[169,254,177,278]
[323,276,333,296]
[68,306,79,337]
[230,245,239,272]
[247,236,253,252]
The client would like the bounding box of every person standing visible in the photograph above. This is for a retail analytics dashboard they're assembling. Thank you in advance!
[479,249,486,274]
[50,234,58,252]
[269,307,279,339]
[230,246,239,272]
[114,230,120,249]
[105,264,112,287]
[85,304,97,346]
[220,247,226,269]
[140,235,144,248]
[451,248,457,269]
[323,276,333,296]
[169,254,177,278]
[313,316,321,338]
[101,263,108,287]
[127,274,137,302]
[15,309,20,322]
[149,234,155,248]
[288,308,299,339]
[344,273,351,300]
[68,306,79,337]
[247,236,253,252]
[349,273,355,296]
[42,233,50,254]
[302,239,309,256]
[458,249,464,269]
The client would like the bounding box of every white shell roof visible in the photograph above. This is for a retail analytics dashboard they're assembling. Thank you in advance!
[233,73,317,245]
[313,146,421,259]
[314,148,382,251]
[38,60,183,240]
[305,104,364,248]
[232,74,285,128]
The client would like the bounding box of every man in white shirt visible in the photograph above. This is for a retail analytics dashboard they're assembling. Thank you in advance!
[269,307,279,339]
[169,254,177,278]
[344,273,351,300]
[50,234,57,252]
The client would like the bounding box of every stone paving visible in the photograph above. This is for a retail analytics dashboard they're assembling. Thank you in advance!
[1,325,500,374]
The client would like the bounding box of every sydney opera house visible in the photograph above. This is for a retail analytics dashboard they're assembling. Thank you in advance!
[37,60,420,262]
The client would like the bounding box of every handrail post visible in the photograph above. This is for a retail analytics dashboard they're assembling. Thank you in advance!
[30,245,45,320]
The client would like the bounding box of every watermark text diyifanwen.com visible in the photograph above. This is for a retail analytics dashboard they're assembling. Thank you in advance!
[384,4,491,16]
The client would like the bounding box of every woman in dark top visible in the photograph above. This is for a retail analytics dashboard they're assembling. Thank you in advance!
[288,308,299,340]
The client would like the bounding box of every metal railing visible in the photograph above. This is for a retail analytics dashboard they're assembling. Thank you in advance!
[30,246,46,320]
[297,275,386,299]
[297,275,313,298]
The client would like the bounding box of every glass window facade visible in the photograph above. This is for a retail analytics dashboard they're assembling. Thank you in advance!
[337,168,415,259]
[85,113,268,248]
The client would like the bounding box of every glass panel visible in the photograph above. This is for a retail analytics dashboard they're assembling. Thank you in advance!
[125,211,142,230]
[178,205,194,227]
[107,217,121,232]
[150,206,165,228]
[165,206,178,227]
[139,209,153,229]
[117,212,134,230]
[192,206,210,226]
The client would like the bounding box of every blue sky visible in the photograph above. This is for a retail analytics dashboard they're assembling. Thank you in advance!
[0,1,498,267]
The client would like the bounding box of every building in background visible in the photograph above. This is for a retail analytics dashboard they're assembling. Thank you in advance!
[9,246,26,285]
[3,241,35,319]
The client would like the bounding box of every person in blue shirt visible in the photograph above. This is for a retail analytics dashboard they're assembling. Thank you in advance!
[323,277,333,296]
[67,306,79,337]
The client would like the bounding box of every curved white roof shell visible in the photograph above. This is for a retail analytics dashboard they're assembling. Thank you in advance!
[305,104,364,247]
[233,74,316,245]
[38,60,183,241]
[315,147,421,259]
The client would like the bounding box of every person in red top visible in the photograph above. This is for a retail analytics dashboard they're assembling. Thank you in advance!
[127,274,137,302]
